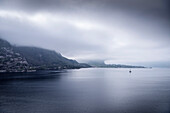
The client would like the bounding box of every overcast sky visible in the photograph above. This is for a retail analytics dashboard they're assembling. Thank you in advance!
[0,0,170,67]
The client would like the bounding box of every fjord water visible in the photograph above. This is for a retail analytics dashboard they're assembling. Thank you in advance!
[1,68,170,113]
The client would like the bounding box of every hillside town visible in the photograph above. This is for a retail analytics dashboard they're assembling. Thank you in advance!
[0,47,30,72]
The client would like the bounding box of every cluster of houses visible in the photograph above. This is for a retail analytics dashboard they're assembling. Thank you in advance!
[0,47,30,72]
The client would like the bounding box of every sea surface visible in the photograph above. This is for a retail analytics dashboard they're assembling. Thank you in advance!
[0,68,170,113]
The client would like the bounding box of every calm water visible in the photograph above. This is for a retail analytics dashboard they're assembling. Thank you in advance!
[1,68,170,113]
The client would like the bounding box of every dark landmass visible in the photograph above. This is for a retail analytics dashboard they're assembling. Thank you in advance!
[87,60,146,68]
[0,38,91,73]
[13,46,90,70]
[0,38,146,73]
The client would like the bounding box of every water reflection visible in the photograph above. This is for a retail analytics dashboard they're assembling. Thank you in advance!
[0,68,170,113]
[0,70,64,81]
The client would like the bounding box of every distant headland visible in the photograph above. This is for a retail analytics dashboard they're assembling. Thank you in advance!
[0,38,147,73]
[86,60,146,68]
[0,38,90,73]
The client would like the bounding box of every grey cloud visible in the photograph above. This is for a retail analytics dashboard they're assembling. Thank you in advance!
[1,0,170,17]
[0,0,170,67]
[0,16,107,60]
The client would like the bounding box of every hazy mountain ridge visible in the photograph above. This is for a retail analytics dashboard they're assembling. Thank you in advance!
[14,46,79,66]
[0,39,11,48]
[0,38,90,72]
[87,60,146,68]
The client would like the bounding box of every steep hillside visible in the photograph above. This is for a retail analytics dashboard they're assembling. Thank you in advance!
[0,38,90,72]
[14,46,83,69]
[0,38,11,48]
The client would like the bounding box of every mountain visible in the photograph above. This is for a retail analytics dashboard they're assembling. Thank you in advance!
[14,47,77,66]
[0,38,90,72]
[13,46,90,69]
[87,60,146,68]
[0,38,11,48]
